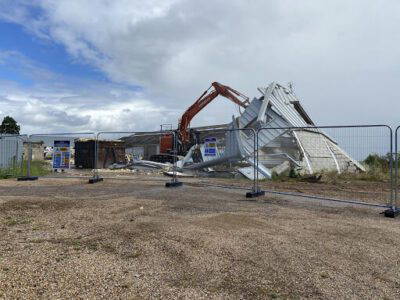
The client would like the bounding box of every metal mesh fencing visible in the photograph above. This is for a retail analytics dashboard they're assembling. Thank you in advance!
[395,126,400,210]
[0,134,26,178]
[256,125,393,208]
[176,128,258,195]
[93,131,179,186]
[23,132,96,179]
[12,125,398,215]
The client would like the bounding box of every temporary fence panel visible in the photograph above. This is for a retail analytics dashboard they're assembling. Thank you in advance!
[395,125,400,210]
[25,132,96,179]
[15,125,397,213]
[256,125,393,208]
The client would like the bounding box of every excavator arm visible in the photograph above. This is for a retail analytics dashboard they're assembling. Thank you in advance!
[179,82,249,144]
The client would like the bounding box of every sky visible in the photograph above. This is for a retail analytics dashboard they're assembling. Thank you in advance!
[0,0,399,134]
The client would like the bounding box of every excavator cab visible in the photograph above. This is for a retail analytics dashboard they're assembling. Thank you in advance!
[159,129,199,157]
[160,133,174,154]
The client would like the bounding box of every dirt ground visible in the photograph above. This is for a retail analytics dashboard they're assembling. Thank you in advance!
[0,176,399,299]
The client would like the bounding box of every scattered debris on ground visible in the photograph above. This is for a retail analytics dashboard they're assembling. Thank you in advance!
[0,177,398,298]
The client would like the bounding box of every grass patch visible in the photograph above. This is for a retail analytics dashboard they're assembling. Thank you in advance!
[0,166,21,179]
[270,170,298,182]
[321,169,389,183]
[123,249,142,259]
[321,153,391,183]
[0,160,50,179]
[21,160,51,177]
[3,216,32,226]
[267,168,389,184]
[263,153,391,183]
[1,199,76,212]
[320,271,330,279]
[259,154,392,184]
[29,237,101,251]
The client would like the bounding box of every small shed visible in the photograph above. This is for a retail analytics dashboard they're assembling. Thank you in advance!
[23,141,44,161]
[75,139,126,169]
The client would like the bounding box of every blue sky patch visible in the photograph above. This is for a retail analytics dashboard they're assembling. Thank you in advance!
[0,21,108,83]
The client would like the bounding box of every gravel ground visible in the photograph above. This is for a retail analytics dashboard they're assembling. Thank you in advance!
[0,176,399,299]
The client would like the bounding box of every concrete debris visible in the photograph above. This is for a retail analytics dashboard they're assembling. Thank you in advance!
[102,158,172,179]
[108,163,128,170]
[237,166,266,180]
[130,159,171,169]
[163,171,194,178]
[271,160,291,175]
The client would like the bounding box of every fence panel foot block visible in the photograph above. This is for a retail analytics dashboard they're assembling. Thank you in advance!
[17,176,38,181]
[88,177,104,184]
[166,181,183,188]
[383,208,400,218]
[246,190,265,198]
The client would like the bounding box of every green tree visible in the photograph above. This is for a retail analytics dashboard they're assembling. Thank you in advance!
[0,116,20,134]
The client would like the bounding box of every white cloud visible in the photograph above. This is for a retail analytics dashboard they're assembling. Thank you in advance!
[1,0,400,131]
[0,84,177,134]
[0,52,177,134]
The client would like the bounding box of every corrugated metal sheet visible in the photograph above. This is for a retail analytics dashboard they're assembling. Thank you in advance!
[293,130,365,173]
[0,136,23,169]
[259,82,310,127]
[237,82,365,177]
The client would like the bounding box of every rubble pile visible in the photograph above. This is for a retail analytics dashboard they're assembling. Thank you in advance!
[175,82,364,180]
[99,159,171,176]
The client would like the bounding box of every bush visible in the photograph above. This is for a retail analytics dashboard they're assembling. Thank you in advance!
[0,168,16,179]
[266,153,392,183]
[363,153,391,172]
[270,168,300,181]
[0,162,23,179]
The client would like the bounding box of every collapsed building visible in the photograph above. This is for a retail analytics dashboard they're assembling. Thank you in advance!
[179,82,365,179]
[118,82,365,179]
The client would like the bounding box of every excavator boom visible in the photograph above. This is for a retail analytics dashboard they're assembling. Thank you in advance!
[179,82,249,144]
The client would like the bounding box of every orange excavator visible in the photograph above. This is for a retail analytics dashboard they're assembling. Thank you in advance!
[158,82,250,158]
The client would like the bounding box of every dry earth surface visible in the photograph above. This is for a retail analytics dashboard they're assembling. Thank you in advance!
[0,176,399,299]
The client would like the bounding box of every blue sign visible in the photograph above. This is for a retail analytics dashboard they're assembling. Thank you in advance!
[53,140,71,169]
[204,137,217,157]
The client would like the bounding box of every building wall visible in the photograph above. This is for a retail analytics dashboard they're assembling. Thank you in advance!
[144,144,159,159]
[0,136,23,169]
